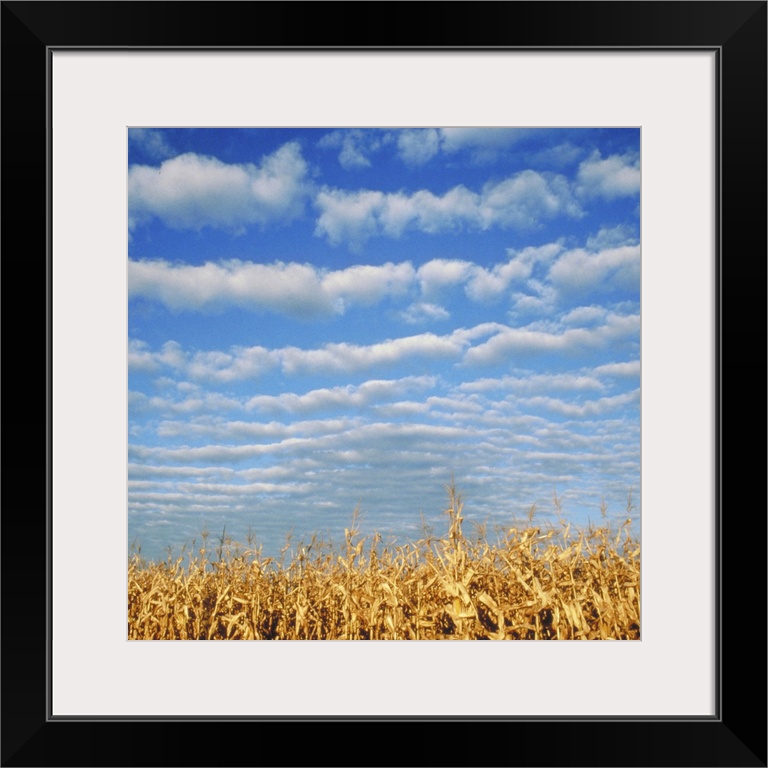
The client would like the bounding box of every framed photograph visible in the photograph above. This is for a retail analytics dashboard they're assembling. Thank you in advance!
[3,1,764,765]
[124,122,644,644]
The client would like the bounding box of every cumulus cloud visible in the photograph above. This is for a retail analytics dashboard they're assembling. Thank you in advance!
[510,235,639,316]
[438,128,532,162]
[128,142,310,231]
[129,258,415,317]
[400,302,450,324]
[312,188,386,249]
[185,346,277,383]
[156,417,359,442]
[397,129,441,165]
[129,390,244,415]
[522,389,640,418]
[130,259,335,316]
[246,376,437,414]
[459,372,605,395]
[417,259,474,298]
[560,306,608,326]
[128,128,174,160]
[129,442,285,465]
[322,262,415,308]
[128,339,186,373]
[464,243,562,302]
[478,171,582,227]
[129,338,278,383]
[272,319,584,375]
[530,142,584,168]
[576,151,640,200]
[317,129,390,169]
[128,463,237,480]
[314,171,582,248]
[463,313,640,366]
[174,480,314,496]
[593,360,641,377]
[509,279,559,317]
[313,185,485,248]
[278,332,465,375]
[586,224,638,251]
[390,128,531,166]
[130,244,569,317]
[129,324,507,382]
[548,245,640,297]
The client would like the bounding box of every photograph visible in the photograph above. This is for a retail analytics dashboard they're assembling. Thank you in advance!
[127,126,641,641]
[2,0,761,758]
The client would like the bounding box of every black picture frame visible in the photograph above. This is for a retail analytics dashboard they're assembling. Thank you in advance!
[3,2,765,765]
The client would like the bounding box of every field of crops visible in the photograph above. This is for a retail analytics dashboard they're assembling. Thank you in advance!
[128,483,640,640]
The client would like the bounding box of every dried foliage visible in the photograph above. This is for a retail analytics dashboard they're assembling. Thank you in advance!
[128,482,640,640]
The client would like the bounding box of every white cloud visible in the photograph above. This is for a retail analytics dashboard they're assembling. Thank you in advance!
[339,421,473,447]
[129,259,335,316]
[463,313,640,366]
[424,395,485,415]
[560,306,607,326]
[314,171,582,248]
[127,389,244,415]
[128,128,173,160]
[129,258,415,317]
[129,442,281,465]
[317,129,389,170]
[129,338,278,383]
[522,389,640,418]
[548,245,640,296]
[465,244,562,302]
[128,339,186,373]
[594,360,641,377]
[130,245,576,317]
[466,263,523,302]
[479,171,582,228]
[128,142,310,231]
[156,417,359,442]
[438,128,532,162]
[278,332,465,375]
[313,188,386,249]
[400,302,450,324]
[576,150,640,200]
[128,463,237,479]
[129,358,641,559]
[322,262,415,308]
[186,346,277,383]
[246,376,436,414]
[509,279,559,317]
[339,142,371,169]
[174,480,315,497]
[308,184,483,245]
[399,187,483,233]
[128,340,159,373]
[390,128,531,166]
[417,259,474,298]
[512,242,564,265]
[129,420,477,468]
[396,129,441,165]
[129,324,508,382]
[530,142,584,168]
[586,224,638,250]
[459,373,605,395]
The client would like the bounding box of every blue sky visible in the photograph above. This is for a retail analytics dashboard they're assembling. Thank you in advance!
[128,127,640,562]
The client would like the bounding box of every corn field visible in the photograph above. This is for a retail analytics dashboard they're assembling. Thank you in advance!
[128,483,640,640]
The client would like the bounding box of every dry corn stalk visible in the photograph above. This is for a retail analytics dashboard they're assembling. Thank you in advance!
[129,482,640,641]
